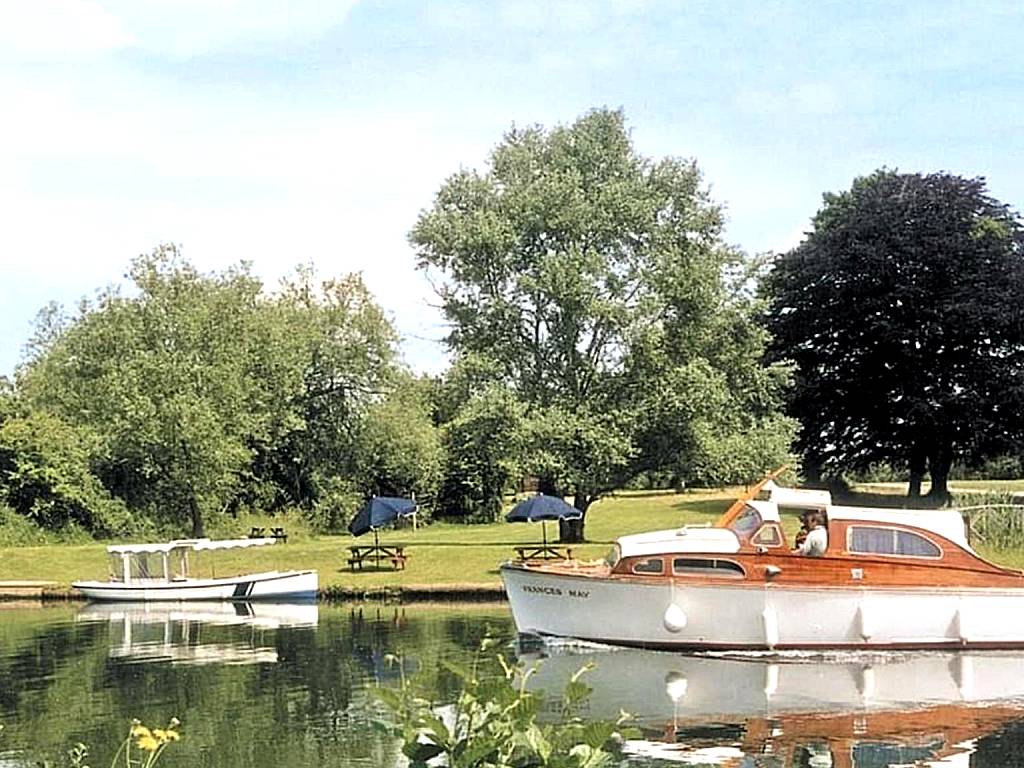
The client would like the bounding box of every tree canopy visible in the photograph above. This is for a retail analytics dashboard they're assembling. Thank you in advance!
[412,108,794,537]
[15,246,437,537]
[763,170,1024,499]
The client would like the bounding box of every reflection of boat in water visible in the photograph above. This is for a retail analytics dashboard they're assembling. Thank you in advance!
[503,473,1024,650]
[73,538,317,601]
[77,601,318,665]
[524,643,1024,767]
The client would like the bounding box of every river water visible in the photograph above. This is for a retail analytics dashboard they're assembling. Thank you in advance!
[4,601,1024,767]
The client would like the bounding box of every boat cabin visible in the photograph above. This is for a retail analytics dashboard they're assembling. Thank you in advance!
[604,482,1018,586]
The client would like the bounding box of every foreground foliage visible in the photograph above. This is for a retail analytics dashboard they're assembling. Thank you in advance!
[375,637,636,767]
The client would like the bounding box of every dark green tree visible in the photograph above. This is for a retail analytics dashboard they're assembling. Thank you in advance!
[412,108,793,538]
[764,170,1024,500]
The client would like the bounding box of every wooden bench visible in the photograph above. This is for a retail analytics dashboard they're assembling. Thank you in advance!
[514,545,574,561]
[347,545,407,570]
[249,526,288,543]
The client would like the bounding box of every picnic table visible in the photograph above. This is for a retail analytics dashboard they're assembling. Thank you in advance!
[513,544,574,561]
[347,544,408,570]
[249,526,288,543]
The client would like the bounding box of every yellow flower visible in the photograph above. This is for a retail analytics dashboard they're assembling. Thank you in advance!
[136,734,160,752]
[131,724,152,739]
[165,730,181,742]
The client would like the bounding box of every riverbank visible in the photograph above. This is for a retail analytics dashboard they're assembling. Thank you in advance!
[0,489,735,598]
[5,483,1024,602]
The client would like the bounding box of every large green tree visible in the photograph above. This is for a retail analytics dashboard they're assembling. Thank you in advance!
[22,247,284,535]
[763,170,1024,500]
[412,109,793,538]
[20,248,408,536]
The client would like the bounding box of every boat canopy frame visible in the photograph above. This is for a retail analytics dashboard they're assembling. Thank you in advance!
[106,538,280,584]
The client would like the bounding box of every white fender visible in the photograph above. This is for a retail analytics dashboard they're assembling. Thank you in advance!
[762,605,778,649]
[665,672,688,702]
[764,663,779,697]
[956,654,975,699]
[954,604,970,643]
[663,603,687,633]
[858,665,876,701]
[858,601,874,640]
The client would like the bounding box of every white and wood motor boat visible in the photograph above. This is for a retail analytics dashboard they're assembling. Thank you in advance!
[501,475,1024,650]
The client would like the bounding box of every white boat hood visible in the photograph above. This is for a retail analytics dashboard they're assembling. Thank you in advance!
[617,526,741,559]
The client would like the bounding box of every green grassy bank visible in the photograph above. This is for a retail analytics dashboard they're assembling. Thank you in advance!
[2,484,1023,596]
[0,489,735,593]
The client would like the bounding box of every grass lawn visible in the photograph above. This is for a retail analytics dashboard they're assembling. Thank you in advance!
[0,488,741,591]
[3,483,1023,593]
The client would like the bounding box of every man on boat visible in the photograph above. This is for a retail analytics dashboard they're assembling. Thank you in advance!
[794,511,828,556]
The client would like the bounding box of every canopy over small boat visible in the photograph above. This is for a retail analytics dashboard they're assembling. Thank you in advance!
[106,537,281,555]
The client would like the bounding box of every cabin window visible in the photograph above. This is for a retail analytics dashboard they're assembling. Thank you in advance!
[848,526,941,558]
[730,505,763,538]
[751,523,783,547]
[673,558,746,578]
[632,558,665,575]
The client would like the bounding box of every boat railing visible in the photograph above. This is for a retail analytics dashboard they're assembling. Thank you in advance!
[959,504,1024,548]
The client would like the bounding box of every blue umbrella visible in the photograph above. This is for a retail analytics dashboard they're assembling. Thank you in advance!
[348,496,417,548]
[506,494,582,547]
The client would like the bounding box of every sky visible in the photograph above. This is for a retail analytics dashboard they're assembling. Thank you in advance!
[1,0,1023,377]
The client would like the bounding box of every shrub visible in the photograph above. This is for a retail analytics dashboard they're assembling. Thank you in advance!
[374,636,636,767]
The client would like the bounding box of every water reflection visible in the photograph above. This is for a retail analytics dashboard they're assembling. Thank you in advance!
[9,601,1024,767]
[525,642,1024,766]
[0,602,512,768]
[76,601,319,665]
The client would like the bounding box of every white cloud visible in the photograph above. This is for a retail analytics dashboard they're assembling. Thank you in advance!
[102,0,360,57]
[791,82,840,115]
[0,64,490,376]
[0,0,133,56]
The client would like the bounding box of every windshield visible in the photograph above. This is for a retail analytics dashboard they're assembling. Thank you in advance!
[729,504,763,541]
[605,545,621,568]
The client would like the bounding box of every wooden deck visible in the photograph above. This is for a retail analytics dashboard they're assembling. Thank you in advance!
[0,580,59,599]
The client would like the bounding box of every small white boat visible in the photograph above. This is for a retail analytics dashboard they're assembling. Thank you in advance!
[72,537,318,601]
[501,474,1024,650]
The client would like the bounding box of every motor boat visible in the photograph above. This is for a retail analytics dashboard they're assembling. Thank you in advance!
[524,642,1024,767]
[72,537,317,601]
[501,474,1024,650]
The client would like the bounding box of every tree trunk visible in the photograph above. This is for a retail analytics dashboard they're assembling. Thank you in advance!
[559,491,593,544]
[559,516,586,543]
[926,443,953,505]
[188,496,205,538]
[802,455,822,485]
[907,444,926,498]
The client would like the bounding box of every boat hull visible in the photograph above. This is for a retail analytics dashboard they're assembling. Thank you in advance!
[72,569,318,602]
[501,563,1024,650]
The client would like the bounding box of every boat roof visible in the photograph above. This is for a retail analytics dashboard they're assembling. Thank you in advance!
[106,538,280,555]
[827,506,971,550]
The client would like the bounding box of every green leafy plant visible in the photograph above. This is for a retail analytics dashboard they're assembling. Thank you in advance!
[374,637,636,767]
